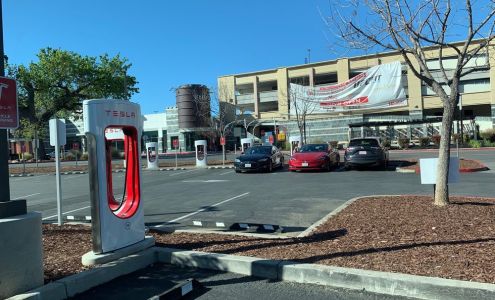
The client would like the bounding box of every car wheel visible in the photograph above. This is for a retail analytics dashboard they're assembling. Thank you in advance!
[235,170,241,173]
[344,163,351,171]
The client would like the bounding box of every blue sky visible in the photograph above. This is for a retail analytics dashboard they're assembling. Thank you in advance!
[4,0,341,114]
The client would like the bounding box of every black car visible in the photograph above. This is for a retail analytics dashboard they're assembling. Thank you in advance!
[344,137,389,169]
[234,145,284,173]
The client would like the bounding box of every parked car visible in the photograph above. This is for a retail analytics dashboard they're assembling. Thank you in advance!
[344,137,389,169]
[234,145,284,173]
[289,143,340,172]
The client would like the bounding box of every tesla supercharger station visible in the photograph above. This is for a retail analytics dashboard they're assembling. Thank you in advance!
[241,138,252,153]
[81,99,153,265]
[195,140,207,168]
[146,142,159,170]
[289,136,301,155]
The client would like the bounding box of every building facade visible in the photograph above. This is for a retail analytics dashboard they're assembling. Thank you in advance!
[218,41,495,143]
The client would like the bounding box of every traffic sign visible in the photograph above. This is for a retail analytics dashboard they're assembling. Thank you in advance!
[0,77,19,129]
[220,136,226,146]
[268,135,274,144]
[173,139,179,149]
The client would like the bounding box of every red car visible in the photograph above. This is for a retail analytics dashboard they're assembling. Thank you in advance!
[289,143,340,171]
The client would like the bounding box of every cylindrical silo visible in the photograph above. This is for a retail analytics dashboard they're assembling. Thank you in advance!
[176,84,211,129]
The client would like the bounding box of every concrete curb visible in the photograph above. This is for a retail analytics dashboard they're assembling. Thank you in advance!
[9,174,34,177]
[297,196,362,238]
[10,245,495,299]
[7,248,156,300]
[157,247,495,300]
[395,167,417,173]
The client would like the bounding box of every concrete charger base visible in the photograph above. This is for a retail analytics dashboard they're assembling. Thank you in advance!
[0,212,43,299]
[82,236,155,266]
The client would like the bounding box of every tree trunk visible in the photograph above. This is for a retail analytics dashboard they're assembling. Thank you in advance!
[434,102,455,206]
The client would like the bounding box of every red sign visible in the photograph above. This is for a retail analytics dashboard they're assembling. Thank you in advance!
[220,136,226,146]
[172,139,179,149]
[268,135,274,144]
[0,77,18,129]
[73,143,79,150]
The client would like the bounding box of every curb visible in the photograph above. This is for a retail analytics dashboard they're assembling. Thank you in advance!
[395,159,490,174]
[7,248,156,300]
[157,247,495,300]
[10,246,495,300]
[9,174,34,177]
[395,167,416,173]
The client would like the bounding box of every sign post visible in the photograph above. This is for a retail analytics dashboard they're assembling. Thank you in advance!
[173,139,179,169]
[50,119,66,225]
[73,142,79,166]
[0,75,26,217]
[220,136,226,166]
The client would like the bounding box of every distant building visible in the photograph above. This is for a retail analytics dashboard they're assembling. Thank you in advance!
[217,39,495,143]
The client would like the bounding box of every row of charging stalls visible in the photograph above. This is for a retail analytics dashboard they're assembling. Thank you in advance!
[146,142,159,170]
[195,140,207,167]
[83,99,145,254]
[241,138,253,153]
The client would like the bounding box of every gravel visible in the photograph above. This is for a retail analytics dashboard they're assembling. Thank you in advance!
[42,195,495,284]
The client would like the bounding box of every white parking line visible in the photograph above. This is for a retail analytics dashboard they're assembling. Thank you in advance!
[42,205,91,221]
[219,170,234,176]
[158,192,250,226]
[12,192,40,200]
[169,169,201,177]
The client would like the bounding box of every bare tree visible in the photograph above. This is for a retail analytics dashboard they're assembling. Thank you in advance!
[327,0,495,206]
[188,85,239,156]
[288,82,319,145]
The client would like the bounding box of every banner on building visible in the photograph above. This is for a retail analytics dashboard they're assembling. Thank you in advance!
[289,61,407,114]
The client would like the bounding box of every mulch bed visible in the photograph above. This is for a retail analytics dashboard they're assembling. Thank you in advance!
[399,158,489,172]
[42,196,495,284]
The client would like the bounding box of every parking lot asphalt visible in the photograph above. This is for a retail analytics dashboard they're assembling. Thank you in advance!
[72,263,411,300]
[10,149,495,236]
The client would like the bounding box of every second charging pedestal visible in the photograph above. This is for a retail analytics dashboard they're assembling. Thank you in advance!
[195,140,207,168]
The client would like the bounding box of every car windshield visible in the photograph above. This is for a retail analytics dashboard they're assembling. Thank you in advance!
[349,139,379,147]
[245,146,271,155]
[299,144,328,153]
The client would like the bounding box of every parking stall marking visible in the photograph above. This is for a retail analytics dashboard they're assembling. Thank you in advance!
[157,192,250,226]
[169,169,202,177]
[42,205,91,221]
[219,170,234,176]
[12,192,41,200]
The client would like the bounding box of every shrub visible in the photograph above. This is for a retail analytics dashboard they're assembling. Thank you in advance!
[469,140,482,148]
[431,135,441,146]
[65,152,75,161]
[482,140,495,147]
[419,137,431,147]
[382,139,391,148]
[22,152,33,160]
[398,137,410,149]
[480,129,495,142]
[81,152,89,160]
[70,149,81,159]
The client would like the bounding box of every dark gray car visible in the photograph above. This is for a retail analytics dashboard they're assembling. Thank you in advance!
[344,137,389,169]
[234,145,284,173]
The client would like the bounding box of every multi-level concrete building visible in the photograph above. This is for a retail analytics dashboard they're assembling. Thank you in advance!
[218,41,495,143]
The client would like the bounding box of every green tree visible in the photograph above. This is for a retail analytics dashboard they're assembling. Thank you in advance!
[7,48,138,157]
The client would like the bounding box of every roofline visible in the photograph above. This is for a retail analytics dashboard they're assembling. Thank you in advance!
[218,39,487,79]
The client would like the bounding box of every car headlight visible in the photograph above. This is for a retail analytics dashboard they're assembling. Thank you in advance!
[258,158,269,162]
[235,158,241,163]
[289,157,296,161]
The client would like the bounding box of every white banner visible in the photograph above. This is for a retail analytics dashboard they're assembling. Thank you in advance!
[289,61,407,114]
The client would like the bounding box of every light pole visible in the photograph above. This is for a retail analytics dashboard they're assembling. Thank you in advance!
[221,120,238,166]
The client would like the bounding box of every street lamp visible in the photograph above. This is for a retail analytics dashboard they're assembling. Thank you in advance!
[221,120,239,165]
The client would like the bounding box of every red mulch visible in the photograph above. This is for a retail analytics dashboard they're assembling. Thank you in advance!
[42,196,495,284]
[399,158,489,172]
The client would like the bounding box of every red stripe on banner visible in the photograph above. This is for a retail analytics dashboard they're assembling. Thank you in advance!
[320,96,369,107]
